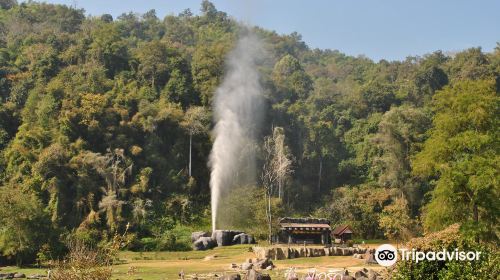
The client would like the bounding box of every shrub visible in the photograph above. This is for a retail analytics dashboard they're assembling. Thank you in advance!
[50,228,129,280]
[50,240,112,280]
[132,225,192,252]
[392,224,500,279]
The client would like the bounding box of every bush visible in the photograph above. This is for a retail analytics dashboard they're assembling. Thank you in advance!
[129,225,192,252]
[392,224,500,279]
[50,240,112,280]
[50,227,129,280]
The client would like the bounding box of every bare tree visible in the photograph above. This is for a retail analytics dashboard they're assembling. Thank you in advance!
[180,106,210,177]
[272,127,293,200]
[261,127,293,244]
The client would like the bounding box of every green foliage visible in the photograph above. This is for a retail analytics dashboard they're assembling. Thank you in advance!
[0,0,497,263]
[393,224,500,280]
[315,185,396,239]
[413,80,499,240]
[0,187,54,264]
[379,197,415,242]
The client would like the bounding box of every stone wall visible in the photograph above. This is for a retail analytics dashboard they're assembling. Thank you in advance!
[252,246,366,260]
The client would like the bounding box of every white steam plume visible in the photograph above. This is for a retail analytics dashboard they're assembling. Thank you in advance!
[209,30,264,232]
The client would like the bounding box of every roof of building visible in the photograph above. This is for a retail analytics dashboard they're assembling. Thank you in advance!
[280,223,331,229]
[332,225,353,235]
[279,217,331,225]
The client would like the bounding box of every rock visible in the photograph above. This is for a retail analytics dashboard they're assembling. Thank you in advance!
[354,270,367,278]
[191,231,210,242]
[0,273,15,279]
[366,269,379,280]
[248,235,256,244]
[219,274,241,280]
[260,275,271,280]
[27,275,45,279]
[193,236,216,250]
[13,274,26,279]
[254,258,273,269]
[232,233,256,244]
[233,233,247,244]
[241,262,253,270]
[246,269,271,280]
[212,230,243,246]
[365,249,378,264]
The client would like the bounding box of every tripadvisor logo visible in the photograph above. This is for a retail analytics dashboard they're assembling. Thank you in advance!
[375,244,398,266]
[375,244,482,267]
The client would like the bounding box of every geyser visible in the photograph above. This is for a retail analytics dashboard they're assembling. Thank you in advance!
[209,29,264,232]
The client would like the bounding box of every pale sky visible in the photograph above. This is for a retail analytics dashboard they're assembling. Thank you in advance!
[20,0,500,61]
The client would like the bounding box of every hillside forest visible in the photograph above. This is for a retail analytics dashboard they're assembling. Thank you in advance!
[0,0,498,264]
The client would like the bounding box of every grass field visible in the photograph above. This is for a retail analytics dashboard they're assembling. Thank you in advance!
[0,244,386,279]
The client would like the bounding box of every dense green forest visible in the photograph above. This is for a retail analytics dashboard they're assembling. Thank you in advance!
[0,0,498,264]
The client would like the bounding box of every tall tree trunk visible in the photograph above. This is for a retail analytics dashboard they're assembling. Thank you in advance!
[278,178,282,200]
[188,133,192,177]
[473,203,479,242]
[317,156,323,194]
[265,190,273,244]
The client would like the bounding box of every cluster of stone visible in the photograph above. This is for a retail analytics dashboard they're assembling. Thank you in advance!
[253,246,367,260]
[338,268,383,280]
[0,273,30,279]
[218,267,272,280]
[192,230,256,250]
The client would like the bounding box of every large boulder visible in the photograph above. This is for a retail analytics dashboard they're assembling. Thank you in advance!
[212,230,243,246]
[191,231,210,242]
[193,236,216,250]
[232,233,256,244]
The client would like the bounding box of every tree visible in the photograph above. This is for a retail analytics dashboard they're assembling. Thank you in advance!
[180,106,210,177]
[371,105,431,210]
[413,80,499,240]
[262,135,278,244]
[271,127,293,200]
[134,40,171,90]
[262,127,293,243]
[272,54,312,102]
[80,149,133,232]
[379,197,414,246]
[0,187,53,264]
